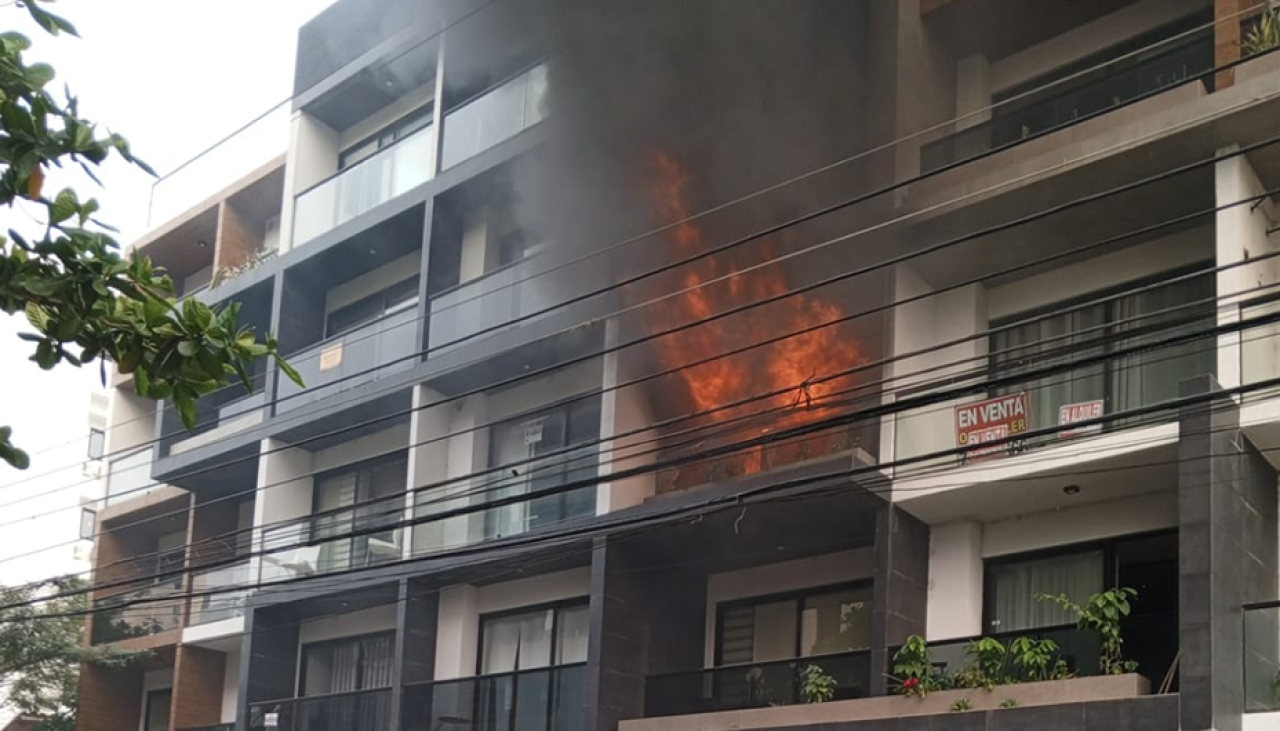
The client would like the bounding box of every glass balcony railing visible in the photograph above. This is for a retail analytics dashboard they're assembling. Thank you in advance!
[428,258,557,355]
[248,688,392,731]
[401,663,586,731]
[293,125,436,246]
[1240,295,1280,392]
[1245,602,1280,713]
[411,446,598,557]
[188,559,253,626]
[914,624,1102,681]
[148,101,290,228]
[259,501,405,584]
[440,63,548,170]
[105,448,159,508]
[921,27,1213,172]
[275,309,419,414]
[162,377,269,457]
[645,651,871,718]
[90,585,185,644]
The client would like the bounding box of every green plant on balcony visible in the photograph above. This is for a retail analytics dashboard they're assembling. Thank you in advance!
[1009,636,1070,682]
[210,247,275,290]
[1038,587,1139,675]
[950,697,973,712]
[1243,8,1280,58]
[1000,698,1019,709]
[800,663,837,704]
[956,636,1010,690]
[891,635,939,697]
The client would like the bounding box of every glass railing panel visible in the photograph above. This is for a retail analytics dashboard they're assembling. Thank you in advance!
[249,688,392,731]
[644,651,871,718]
[276,308,420,413]
[918,625,1102,682]
[293,125,435,246]
[188,559,253,626]
[1241,297,1280,392]
[440,63,548,170]
[1245,603,1280,712]
[921,28,1213,171]
[90,585,185,644]
[106,448,158,508]
[411,446,598,556]
[401,664,585,731]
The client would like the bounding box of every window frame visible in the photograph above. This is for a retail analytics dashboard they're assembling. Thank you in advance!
[143,688,172,731]
[297,629,397,697]
[324,275,421,339]
[310,453,409,568]
[338,104,434,170]
[87,428,105,460]
[980,528,1177,633]
[475,597,590,675]
[79,508,95,541]
[712,580,873,667]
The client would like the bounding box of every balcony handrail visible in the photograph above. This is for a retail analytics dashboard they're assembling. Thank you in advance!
[443,58,550,117]
[402,660,588,688]
[285,305,420,360]
[294,121,434,201]
[1243,599,1280,611]
[428,251,545,302]
[252,685,393,707]
[645,649,870,680]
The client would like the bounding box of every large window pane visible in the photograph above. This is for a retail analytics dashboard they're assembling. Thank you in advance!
[801,586,873,656]
[988,550,1104,633]
[482,609,555,673]
[556,605,590,664]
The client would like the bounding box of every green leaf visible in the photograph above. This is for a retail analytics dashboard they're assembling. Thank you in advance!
[24,63,56,89]
[177,340,199,357]
[33,340,57,369]
[24,302,50,333]
[276,355,304,388]
[174,392,196,430]
[49,188,77,224]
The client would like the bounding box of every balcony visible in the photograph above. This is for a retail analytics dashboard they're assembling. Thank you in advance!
[920,26,1213,172]
[90,585,185,645]
[187,559,253,626]
[259,498,405,583]
[275,308,419,414]
[105,448,160,508]
[1245,601,1280,713]
[249,688,392,731]
[401,663,586,731]
[440,62,548,171]
[293,125,436,247]
[428,258,557,355]
[178,725,234,731]
[645,651,871,718]
[162,383,269,457]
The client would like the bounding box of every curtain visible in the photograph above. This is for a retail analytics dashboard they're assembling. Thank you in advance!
[556,605,590,664]
[988,550,1104,633]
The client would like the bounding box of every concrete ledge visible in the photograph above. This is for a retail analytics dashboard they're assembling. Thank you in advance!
[622,674,1150,731]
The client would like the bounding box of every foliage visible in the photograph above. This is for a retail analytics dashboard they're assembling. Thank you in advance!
[0,576,148,731]
[0,0,301,469]
[1243,8,1280,58]
[950,697,973,712]
[799,663,837,704]
[1009,636,1070,682]
[891,635,940,697]
[957,636,1009,690]
[1000,698,1019,709]
[209,247,275,290]
[1038,588,1138,675]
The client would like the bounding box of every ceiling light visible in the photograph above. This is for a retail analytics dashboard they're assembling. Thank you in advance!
[1063,484,1081,496]
[197,240,208,248]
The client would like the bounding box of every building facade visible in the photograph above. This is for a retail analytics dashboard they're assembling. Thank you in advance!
[76,2,1280,731]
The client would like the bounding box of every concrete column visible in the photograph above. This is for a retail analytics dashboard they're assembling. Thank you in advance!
[433,584,479,680]
[927,520,984,640]
[237,606,301,731]
[584,537,649,731]
[392,579,439,731]
[1178,375,1278,731]
[870,502,930,696]
[955,53,991,130]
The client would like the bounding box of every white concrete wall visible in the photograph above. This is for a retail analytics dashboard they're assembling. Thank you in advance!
[990,0,1206,94]
[1217,151,1280,389]
[1245,712,1280,731]
[598,330,657,513]
[486,360,601,423]
[281,112,340,250]
[434,568,590,679]
[311,423,410,473]
[986,228,1211,321]
[703,549,874,666]
[255,438,314,581]
[298,604,398,645]
[459,209,490,283]
[981,490,1177,558]
[955,54,992,129]
[106,388,155,455]
[325,252,422,314]
[415,395,490,553]
[928,521,984,640]
[220,649,240,724]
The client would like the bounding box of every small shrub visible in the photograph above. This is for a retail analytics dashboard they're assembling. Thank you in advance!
[959,636,1009,690]
[800,664,837,704]
[892,635,937,697]
[1000,698,1019,709]
[1038,588,1138,675]
[1243,8,1280,58]
[1010,636,1059,682]
[950,697,973,712]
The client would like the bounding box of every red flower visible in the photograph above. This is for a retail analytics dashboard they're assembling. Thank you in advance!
[902,677,919,690]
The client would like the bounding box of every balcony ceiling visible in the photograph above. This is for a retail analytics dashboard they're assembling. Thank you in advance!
[135,205,218,281]
[922,0,1142,61]
[309,37,440,132]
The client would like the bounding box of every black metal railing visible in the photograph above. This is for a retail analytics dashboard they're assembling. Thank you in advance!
[401,663,586,731]
[908,624,1102,681]
[644,651,871,718]
[1245,600,1280,713]
[249,688,392,731]
[921,27,1214,172]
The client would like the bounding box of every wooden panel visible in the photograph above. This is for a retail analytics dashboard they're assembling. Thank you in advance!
[171,646,227,731]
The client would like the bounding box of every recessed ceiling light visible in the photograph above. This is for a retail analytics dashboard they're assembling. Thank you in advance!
[197,240,208,248]
[1063,484,1081,496]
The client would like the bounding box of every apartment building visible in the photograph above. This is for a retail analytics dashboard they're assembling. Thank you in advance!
[75,2,1280,731]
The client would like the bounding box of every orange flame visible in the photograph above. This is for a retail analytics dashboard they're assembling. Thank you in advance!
[637,152,864,486]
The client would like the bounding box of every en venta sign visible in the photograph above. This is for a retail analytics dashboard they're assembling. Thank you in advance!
[954,393,1029,461]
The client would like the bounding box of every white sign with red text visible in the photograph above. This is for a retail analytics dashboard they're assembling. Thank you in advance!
[1058,400,1104,438]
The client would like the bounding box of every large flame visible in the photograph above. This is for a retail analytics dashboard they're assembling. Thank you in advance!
[637,152,865,489]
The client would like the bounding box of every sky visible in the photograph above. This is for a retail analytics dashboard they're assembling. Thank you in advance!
[0,0,335,585]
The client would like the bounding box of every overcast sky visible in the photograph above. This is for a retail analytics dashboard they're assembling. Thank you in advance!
[0,0,334,584]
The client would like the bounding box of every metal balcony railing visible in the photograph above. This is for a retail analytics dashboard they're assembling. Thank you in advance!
[401,663,586,731]
[248,688,392,731]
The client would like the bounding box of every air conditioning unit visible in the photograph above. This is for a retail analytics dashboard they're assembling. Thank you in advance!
[264,215,281,252]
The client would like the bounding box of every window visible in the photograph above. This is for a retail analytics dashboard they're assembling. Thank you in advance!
[313,456,407,573]
[143,689,172,731]
[991,269,1214,434]
[986,551,1104,634]
[86,428,105,460]
[325,276,420,338]
[301,632,395,695]
[485,396,601,539]
[339,106,434,169]
[79,508,95,541]
[479,601,589,674]
[715,584,873,665]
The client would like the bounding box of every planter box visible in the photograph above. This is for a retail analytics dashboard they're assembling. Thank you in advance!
[1236,50,1280,85]
[620,674,1150,731]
